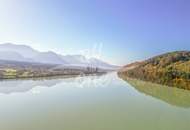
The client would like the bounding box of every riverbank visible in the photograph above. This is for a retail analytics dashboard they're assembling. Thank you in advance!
[0,71,107,81]
[0,59,110,80]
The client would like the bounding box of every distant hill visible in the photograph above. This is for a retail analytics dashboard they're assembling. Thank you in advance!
[0,43,39,58]
[0,43,118,70]
[32,51,67,64]
[118,51,190,90]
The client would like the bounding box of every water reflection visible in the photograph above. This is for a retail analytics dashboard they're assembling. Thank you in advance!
[0,74,108,94]
[120,77,190,108]
[0,73,190,130]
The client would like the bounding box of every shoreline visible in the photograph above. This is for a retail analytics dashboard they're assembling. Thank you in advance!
[0,72,107,81]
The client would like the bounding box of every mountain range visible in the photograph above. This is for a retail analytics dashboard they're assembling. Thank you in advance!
[0,43,118,70]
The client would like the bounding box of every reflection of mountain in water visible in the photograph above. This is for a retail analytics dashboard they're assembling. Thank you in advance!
[0,74,106,94]
[0,78,63,94]
[120,76,190,108]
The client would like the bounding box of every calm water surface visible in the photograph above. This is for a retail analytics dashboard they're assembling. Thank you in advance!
[0,73,190,130]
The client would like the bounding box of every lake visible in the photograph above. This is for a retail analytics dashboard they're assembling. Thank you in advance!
[0,72,190,130]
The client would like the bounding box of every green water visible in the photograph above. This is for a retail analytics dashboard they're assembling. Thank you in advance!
[0,73,190,130]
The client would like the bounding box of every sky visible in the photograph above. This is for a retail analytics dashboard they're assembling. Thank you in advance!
[0,0,189,65]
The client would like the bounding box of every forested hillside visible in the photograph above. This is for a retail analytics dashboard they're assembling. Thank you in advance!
[118,51,190,90]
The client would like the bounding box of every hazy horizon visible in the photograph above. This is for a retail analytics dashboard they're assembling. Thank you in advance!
[0,0,189,65]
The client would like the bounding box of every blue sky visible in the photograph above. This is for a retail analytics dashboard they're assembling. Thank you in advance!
[0,0,189,65]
